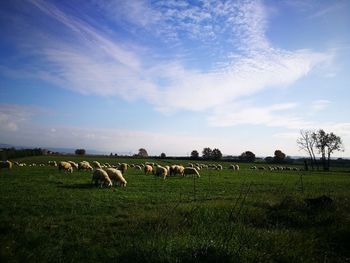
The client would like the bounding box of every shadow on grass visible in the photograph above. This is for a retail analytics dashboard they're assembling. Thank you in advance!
[57,183,94,189]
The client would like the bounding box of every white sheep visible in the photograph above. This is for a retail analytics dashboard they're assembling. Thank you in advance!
[134,165,142,171]
[228,164,236,170]
[106,168,127,187]
[92,161,102,169]
[174,165,185,176]
[155,165,168,179]
[58,161,73,173]
[0,160,12,169]
[92,168,112,187]
[183,167,200,177]
[78,161,93,171]
[68,161,78,170]
[144,164,153,175]
[234,164,240,171]
[118,163,129,175]
[48,161,57,167]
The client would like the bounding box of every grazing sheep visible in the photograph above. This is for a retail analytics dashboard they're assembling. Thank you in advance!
[48,161,57,167]
[194,166,201,171]
[0,160,12,169]
[228,164,236,170]
[92,161,102,169]
[92,169,112,187]
[68,161,78,170]
[174,165,185,176]
[104,163,111,168]
[78,161,93,171]
[216,164,223,170]
[134,165,142,171]
[258,166,266,170]
[155,165,168,179]
[58,161,73,173]
[144,164,153,175]
[118,163,129,175]
[183,167,200,177]
[234,164,240,171]
[169,165,177,176]
[106,168,127,187]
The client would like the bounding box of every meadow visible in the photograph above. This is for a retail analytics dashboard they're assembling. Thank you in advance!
[0,156,349,262]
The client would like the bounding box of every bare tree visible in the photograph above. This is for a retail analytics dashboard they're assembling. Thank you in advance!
[297,130,318,170]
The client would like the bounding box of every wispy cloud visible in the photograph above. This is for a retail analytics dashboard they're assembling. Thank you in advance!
[1,0,333,124]
[207,101,314,129]
[311,99,331,111]
[0,104,41,132]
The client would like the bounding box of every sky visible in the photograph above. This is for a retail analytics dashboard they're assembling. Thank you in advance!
[0,0,350,157]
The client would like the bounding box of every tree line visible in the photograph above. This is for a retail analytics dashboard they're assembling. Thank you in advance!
[0,148,46,161]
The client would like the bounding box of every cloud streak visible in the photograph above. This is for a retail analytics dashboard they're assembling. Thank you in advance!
[1,0,333,124]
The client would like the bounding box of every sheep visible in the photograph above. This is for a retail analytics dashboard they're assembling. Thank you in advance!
[216,164,223,170]
[58,161,73,173]
[234,164,240,171]
[104,163,111,168]
[155,165,168,179]
[78,161,93,171]
[169,165,177,176]
[183,167,200,177]
[0,160,12,169]
[106,168,127,187]
[92,161,102,169]
[194,166,201,171]
[134,165,142,171]
[92,169,112,187]
[173,165,185,176]
[228,164,236,170]
[144,164,153,175]
[118,163,129,175]
[68,161,78,170]
[48,161,57,167]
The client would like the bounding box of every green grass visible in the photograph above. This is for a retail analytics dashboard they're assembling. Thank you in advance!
[1,156,350,262]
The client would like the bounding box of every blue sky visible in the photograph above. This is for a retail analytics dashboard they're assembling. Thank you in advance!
[0,0,349,157]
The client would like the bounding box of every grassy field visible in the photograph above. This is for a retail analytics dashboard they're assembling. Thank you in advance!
[1,156,350,262]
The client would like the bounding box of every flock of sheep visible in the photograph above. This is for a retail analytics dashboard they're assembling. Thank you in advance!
[0,159,301,188]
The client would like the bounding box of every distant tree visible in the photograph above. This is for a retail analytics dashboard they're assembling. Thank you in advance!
[297,129,344,171]
[297,130,318,170]
[274,150,286,163]
[138,148,148,157]
[160,152,166,159]
[212,148,222,160]
[202,147,212,159]
[75,149,86,155]
[239,151,256,162]
[313,129,344,171]
[191,150,199,159]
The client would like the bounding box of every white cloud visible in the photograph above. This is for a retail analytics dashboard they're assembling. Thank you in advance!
[0,104,40,132]
[1,0,334,128]
[207,101,314,129]
[311,99,331,111]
